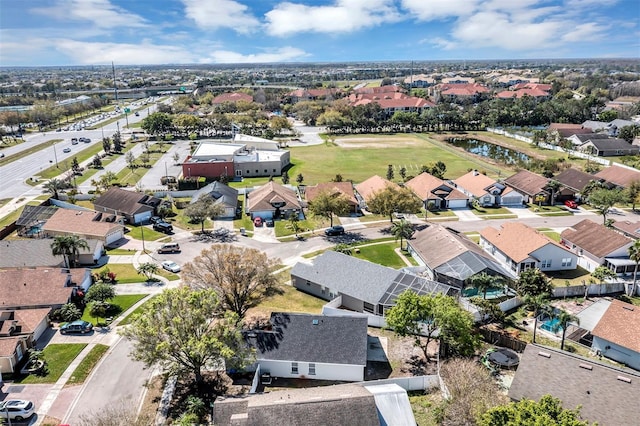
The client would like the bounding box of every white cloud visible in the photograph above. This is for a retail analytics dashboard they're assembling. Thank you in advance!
[265,0,402,37]
[53,40,195,65]
[31,0,147,28]
[205,46,309,63]
[561,22,609,42]
[565,0,619,6]
[182,0,259,34]
[401,0,479,21]
[429,37,459,50]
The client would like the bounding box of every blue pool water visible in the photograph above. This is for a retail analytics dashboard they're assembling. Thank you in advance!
[541,317,562,332]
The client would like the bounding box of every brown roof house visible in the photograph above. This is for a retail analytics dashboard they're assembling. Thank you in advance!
[304,181,359,215]
[595,165,640,189]
[503,169,551,204]
[591,299,640,371]
[41,208,124,247]
[406,172,469,210]
[407,224,515,291]
[554,168,607,201]
[611,220,640,239]
[246,181,302,220]
[454,170,524,207]
[480,222,577,275]
[0,308,51,374]
[0,267,92,310]
[560,219,634,274]
[354,175,401,210]
[93,187,160,225]
[509,343,640,426]
[211,92,253,105]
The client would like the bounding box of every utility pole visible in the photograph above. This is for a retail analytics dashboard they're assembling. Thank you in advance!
[112,61,118,101]
[53,143,59,168]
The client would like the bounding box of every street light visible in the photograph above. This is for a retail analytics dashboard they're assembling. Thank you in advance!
[53,142,59,168]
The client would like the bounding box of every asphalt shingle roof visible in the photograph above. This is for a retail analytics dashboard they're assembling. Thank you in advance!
[560,219,633,258]
[591,299,640,353]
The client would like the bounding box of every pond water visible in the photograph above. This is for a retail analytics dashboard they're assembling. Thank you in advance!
[446,138,531,165]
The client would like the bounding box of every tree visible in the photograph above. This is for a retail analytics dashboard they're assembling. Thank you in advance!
[522,293,552,343]
[628,239,640,296]
[71,156,80,173]
[469,297,505,323]
[516,268,553,297]
[334,243,353,255]
[172,151,180,165]
[86,282,116,304]
[139,151,151,168]
[479,394,594,426]
[588,187,626,224]
[367,186,422,222]
[102,137,112,154]
[125,150,136,171]
[591,265,616,286]
[619,124,640,143]
[89,301,109,325]
[281,170,290,184]
[546,179,561,205]
[137,262,159,281]
[181,245,280,320]
[92,154,102,168]
[119,287,251,386]
[58,303,82,322]
[467,272,504,299]
[626,180,640,211]
[552,310,580,351]
[295,173,304,185]
[385,291,478,361]
[390,219,414,250]
[111,131,123,153]
[184,196,224,232]
[141,112,173,138]
[43,178,65,199]
[386,164,394,181]
[287,214,301,237]
[307,189,351,227]
[50,235,89,268]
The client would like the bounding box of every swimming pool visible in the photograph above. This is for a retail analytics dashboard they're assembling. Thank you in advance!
[541,317,562,332]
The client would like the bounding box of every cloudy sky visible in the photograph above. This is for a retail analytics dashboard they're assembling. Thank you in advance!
[1,0,638,66]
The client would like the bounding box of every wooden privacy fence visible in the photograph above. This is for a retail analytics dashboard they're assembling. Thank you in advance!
[478,328,527,353]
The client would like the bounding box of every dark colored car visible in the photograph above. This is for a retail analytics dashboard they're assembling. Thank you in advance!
[325,225,345,236]
[564,200,578,209]
[60,320,93,335]
[265,218,274,227]
[149,216,161,224]
[153,221,173,233]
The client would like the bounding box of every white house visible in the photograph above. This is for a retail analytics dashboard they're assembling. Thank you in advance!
[480,222,577,274]
[244,312,368,382]
[591,299,640,371]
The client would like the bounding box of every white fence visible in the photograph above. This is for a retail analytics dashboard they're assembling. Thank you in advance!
[250,364,261,394]
[552,281,627,298]
[498,296,522,312]
[361,375,440,392]
[322,304,388,328]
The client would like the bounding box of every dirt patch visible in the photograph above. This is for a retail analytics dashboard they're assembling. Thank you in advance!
[138,374,165,423]
[367,328,438,377]
[431,132,547,160]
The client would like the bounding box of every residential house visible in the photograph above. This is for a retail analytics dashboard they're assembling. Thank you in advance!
[41,208,124,246]
[214,382,417,426]
[347,92,435,118]
[0,267,92,310]
[480,222,577,274]
[0,239,103,268]
[190,181,239,219]
[547,123,593,140]
[503,169,550,204]
[353,85,401,95]
[580,137,639,157]
[291,251,457,317]
[560,219,635,273]
[304,181,359,215]
[606,119,636,137]
[595,165,640,189]
[14,204,58,238]
[407,224,516,290]
[611,220,640,239]
[453,170,524,207]
[93,187,160,225]
[406,172,469,210]
[404,74,436,88]
[436,83,490,103]
[581,120,609,132]
[354,175,401,211]
[211,92,253,105]
[0,308,51,374]
[510,82,551,92]
[554,168,606,201]
[494,75,538,87]
[441,75,475,84]
[509,343,640,426]
[591,299,640,371]
[246,181,302,220]
[244,312,368,382]
[567,132,610,147]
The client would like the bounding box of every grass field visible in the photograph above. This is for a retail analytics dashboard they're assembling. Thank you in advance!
[246,285,327,319]
[352,242,409,269]
[118,295,156,325]
[81,294,147,325]
[126,225,166,241]
[66,344,109,386]
[18,344,87,384]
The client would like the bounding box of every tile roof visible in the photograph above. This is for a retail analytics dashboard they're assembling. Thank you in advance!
[595,165,640,188]
[93,187,159,216]
[247,312,368,366]
[211,92,253,104]
[509,343,640,426]
[305,181,358,206]
[406,173,468,201]
[0,267,82,309]
[561,219,634,258]
[554,168,601,192]
[504,169,549,196]
[353,85,401,94]
[453,171,498,198]
[592,300,640,352]
[354,175,401,202]
[41,208,124,239]
[439,83,489,96]
[246,181,301,212]
[480,222,569,263]
[495,88,549,99]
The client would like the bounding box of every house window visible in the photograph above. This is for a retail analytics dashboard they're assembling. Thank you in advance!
[541,259,552,268]
[363,302,374,314]
[264,169,268,173]
[273,169,276,172]
[309,363,316,375]
[562,258,572,267]
[291,362,298,374]
[255,170,259,173]
[235,170,242,176]
[306,280,311,286]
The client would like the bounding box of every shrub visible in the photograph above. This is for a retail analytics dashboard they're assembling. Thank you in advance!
[59,303,82,322]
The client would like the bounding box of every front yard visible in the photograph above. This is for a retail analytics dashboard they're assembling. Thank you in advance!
[17,344,87,384]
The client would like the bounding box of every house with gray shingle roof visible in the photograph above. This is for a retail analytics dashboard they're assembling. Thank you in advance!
[190,181,239,218]
[580,137,639,157]
[509,343,640,426]
[0,239,103,269]
[591,299,640,371]
[244,312,368,382]
[290,251,457,317]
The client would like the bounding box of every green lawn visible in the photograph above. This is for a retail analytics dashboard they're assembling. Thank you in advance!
[81,294,147,325]
[106,247,137,255]
[113,146,168,187]
[352,242,409,269]
[274,218,318,237]
[95,263,179,283]
[470,205,515,216]
[246,285,327,318]
[540,230,562,242]
[18,344,87,384]
[409,391,445,426]
[126,225,166,241]
[118,295,156,325]
[66,344,109,386]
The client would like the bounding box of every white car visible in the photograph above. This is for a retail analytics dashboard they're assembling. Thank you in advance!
[0,399,35,421]
[62,147,72,153]
[162,260,181,273]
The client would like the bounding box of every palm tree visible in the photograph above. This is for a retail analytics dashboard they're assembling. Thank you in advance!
[467,272,503,299]
[390,219,414,251]
[51,235,89,268]
[43,178,65,200]
[628,239,640,296]
[523,293,551,344]
[137,262,159,281]
[552,310,580,351]
[546,180,561,206]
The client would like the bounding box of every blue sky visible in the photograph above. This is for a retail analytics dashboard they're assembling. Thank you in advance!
[1,0,639,66]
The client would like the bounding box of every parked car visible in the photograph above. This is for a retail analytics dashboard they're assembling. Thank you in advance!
[153,221,173,233]
[0,400,35,421]
[162,260,181,273]
[62,147,71,153]
[325,225,345,236]
[60,320,93,335]
[253,217,263,227]
[265,218,274,227]
[564,200,578,209]
[149,216,161,224]
[158,242,180,253]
